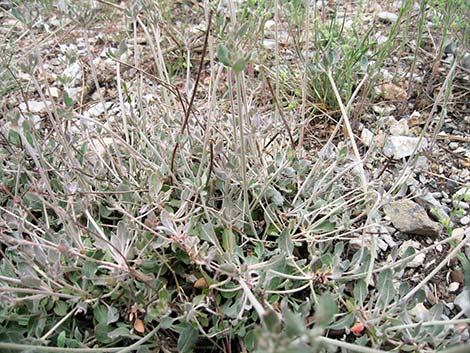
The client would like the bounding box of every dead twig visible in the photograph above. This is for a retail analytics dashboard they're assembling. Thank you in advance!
[170,11,213,177]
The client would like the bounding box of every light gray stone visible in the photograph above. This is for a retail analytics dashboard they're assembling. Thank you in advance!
[456,187,470,198]
[361,128,374,146]
[462,53,470,70]
[415,191,450,221]
[444,41,457,55]
[454,201,469,210]
[262,39,276,50]
[63,61,82,87]
[390,119,409,136]
[460,216,470,226]
[85,102,113,117]
[19,101,50,114]
[454,288,470,317]
[378,11,398,24]
[398,240,424,268]
[383,136,428,159]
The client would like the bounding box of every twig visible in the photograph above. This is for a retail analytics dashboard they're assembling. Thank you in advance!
[438,344,470,353]
[170,11,213,175]
[316,336,389,353]
[265,76,296,150]
[95,0,125,11]
[326,69,368,193]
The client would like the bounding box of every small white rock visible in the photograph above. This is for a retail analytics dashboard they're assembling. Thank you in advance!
[361,128,374,146]
[63,61,82,87]
[46,87,60,98]
[19,101,50,114]
[264,19,275,30]
[380,68,395,82]
[460,216,470,226]
[86,102,113,117]
[383,136,428,159]
[398,240,424,268]
[390,119,410,136]
[454,288,470,314]
[373,104,396,115]
[414,156,429,171]
[409,302,430,321]
[315,0,329,10]
[374,32,388,45]
[449,282,460,293]
[378,11,398,24]
[456,187,470,199]
[263,39,276,50]
[462,53,470,70]
[410,252,426,268]
[65,87,81,101]
[90,137,115,157]
[454,201,469,210]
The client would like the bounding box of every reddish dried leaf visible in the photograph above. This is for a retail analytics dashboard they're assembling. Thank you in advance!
[351,321,365,336]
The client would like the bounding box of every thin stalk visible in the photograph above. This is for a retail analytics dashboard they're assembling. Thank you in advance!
[116,62,131,144]
[234,72,258,238]
[438,344,470,353]
[299,0,311,153]
[385,318,470,333]
[429,52,459,147]
[170,11,212,175]
[0,287,78,300]
[404,0,427,104]
[274,0,280,101]
[265,76,296,149]
[40,307,79,340]
[83,30,108,117]
[315,336,389,353]
[326,69,367,193]
[239,278,266,317]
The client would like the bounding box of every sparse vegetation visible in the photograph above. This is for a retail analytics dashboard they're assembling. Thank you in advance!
[0,1,469,352]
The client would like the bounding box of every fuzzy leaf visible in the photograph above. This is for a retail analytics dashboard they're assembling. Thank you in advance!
[278,227,294,256]
[57,331,66,348]
[263,309,281,333]
[354,280,368,306]
[232,58,246,73]
[284,311,305,338]
[315,293,337,327]
[177,325,198,353]
[217,44,231,66]
[93,305,108,325]
[313,220,336,232]
[108,326,131,339]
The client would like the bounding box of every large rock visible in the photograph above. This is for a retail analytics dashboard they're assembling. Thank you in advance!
[384,199,442,236]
